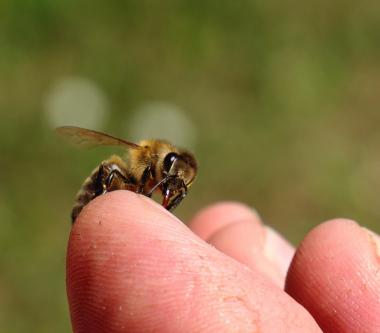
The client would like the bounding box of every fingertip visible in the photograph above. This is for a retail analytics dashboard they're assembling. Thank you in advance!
[303,218,358,237]
[286,218,380,332]
[189,201,261,240]
[189,202,297,287]
[73,190,178,227]
[67,191,187,332]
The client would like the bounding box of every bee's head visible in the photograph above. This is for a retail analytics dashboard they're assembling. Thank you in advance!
[161,151,197,208]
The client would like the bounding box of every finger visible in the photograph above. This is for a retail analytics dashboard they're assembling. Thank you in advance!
[190,202,258,241]
[285,219,380,333]
[190,203,295,287]
[67,191,321,333]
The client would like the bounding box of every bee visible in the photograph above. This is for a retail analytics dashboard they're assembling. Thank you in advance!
[56,126,197,223]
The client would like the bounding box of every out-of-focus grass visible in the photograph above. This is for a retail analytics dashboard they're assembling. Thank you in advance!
[1,1,380,331]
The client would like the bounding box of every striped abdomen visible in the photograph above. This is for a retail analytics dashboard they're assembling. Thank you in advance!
[71,155,136,223]
[71,164,105,223]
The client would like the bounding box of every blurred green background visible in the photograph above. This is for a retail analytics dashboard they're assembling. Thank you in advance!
[1,0,380,331]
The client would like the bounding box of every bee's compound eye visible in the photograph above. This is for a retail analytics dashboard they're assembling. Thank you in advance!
[163,152,178,172]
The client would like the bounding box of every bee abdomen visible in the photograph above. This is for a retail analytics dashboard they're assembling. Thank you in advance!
[71,165,104,223]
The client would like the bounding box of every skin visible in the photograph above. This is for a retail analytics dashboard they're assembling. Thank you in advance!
[67,191,380,332]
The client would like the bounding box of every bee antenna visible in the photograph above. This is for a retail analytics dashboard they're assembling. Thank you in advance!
[147,175,171,196]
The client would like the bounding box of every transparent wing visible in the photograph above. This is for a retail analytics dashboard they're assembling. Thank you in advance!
[56,126,142,149]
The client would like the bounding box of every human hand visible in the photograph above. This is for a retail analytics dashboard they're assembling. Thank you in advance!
[67,191,380,332]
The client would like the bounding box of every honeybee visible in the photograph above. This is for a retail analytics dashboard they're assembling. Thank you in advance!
[56,126,197,223]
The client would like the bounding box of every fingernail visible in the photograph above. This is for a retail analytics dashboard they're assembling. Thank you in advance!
[250,207,261,220]
[263,226,295,280]
[363,227,380,258]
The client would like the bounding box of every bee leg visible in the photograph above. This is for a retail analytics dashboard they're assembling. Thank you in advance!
[166,186,188,211]
[104,168,132,193]
[137,165,152,196]
[94,164,107,196]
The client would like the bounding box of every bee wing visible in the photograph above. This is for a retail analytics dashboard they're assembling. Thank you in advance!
[56,126,142,149]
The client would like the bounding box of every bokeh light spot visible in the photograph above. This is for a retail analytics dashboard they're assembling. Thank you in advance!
[44,76,108,129]
[127,102,197,149]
